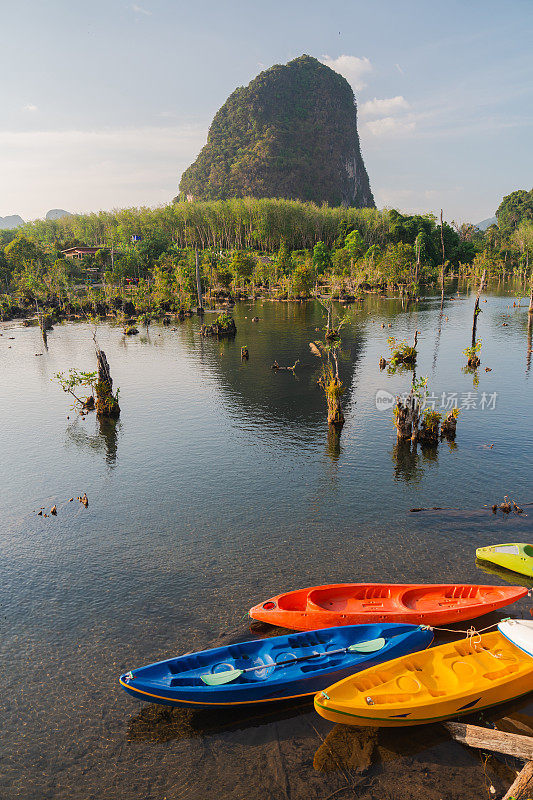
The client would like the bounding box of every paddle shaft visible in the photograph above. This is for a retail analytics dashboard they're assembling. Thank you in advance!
[212,641,383,677]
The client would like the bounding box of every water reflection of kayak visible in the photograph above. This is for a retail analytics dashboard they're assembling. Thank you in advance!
[475,557,533,588]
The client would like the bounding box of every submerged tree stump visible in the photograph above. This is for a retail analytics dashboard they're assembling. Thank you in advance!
[394,393,419,441]
[95,348,120,418]
[200,315,237,337]
[417,412,441,445]
[441,410,458,440]
[319,355,344,429]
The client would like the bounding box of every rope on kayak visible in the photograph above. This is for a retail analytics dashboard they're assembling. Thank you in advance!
[420,620,512,655]
[420,620,505,636]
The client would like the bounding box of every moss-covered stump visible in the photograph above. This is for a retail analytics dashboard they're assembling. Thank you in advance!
[441,409,459,440]
[200,313,237,337]
[319,361,345,428]
[417,410,441,445]
[95,349,120,419]
[393,394,419,441]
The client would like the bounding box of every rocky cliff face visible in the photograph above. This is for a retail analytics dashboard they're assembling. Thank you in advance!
[179,55,374,208]
[46,209,72,220]
[0,214,24,230]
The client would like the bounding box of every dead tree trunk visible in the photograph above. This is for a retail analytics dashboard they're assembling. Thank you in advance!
[529,282,533,315]
[471,269,486,348]
[394,391,420,441]
[319,352,344,428]
[441,410,458,440]
[440,209,445,309]
[468,269,486,367]
[95,348,120,418]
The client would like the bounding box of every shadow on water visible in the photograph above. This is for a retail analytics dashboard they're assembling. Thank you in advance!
[311,699,533,798]
[127,697,312,743]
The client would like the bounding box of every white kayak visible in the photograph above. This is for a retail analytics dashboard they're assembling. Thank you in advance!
[498,618,533,657]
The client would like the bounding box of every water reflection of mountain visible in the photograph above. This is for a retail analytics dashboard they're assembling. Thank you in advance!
[181,301,366,434]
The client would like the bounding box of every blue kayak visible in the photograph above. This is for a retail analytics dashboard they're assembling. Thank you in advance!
[119,623,433,708]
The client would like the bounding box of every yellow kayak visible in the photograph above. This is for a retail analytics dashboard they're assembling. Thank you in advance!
[476,543,533,578]
[314,630,533,727]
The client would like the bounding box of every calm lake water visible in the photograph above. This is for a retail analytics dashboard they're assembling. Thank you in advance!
[2,285,533,799]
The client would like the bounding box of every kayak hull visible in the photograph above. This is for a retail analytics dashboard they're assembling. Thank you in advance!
[476,543,533,578]
[314,630,533,727]
[250,583,527,631]
[119,624,432,709]
[498,618,533,657]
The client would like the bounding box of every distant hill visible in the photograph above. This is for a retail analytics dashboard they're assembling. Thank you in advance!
[46,209,72,220]
[0,214,24,230]
[476,216,497,231]
[179,54,374,208]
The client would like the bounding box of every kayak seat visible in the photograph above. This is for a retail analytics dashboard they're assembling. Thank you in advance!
[524,545,533,556]
[277,590,309,611]
[307,586,394,613]
[483,663,520,681]
[402,586,481,610]
[170,676,204,686]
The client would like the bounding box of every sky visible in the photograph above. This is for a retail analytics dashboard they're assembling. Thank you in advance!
[0,0,531,223]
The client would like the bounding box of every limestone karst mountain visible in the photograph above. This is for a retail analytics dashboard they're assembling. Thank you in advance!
[179,55,374,208]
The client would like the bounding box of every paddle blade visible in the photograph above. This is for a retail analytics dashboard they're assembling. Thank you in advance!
[201,668,243,686]
[348,637,386,653]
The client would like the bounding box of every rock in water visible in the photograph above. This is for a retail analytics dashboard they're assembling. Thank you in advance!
[178,55,374,208]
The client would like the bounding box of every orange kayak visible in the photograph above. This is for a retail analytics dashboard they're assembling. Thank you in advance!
[249,584,527,631]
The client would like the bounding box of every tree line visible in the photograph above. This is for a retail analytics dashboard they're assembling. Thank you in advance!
[0,193,531,319]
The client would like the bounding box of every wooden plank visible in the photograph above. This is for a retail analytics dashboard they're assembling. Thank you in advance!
[502,761,533,800]
[443,722,533,761]
[496,715,533,738]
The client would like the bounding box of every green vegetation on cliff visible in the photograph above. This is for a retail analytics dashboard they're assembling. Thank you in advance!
[178,55,374,208]
[496,188,533,235]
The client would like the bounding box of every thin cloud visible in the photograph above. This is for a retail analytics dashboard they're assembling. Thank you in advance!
[132,4,151,16]
[360,96,409,117]
[365,116,416,136]
[320,54,372,91]
[22,104,38,112]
